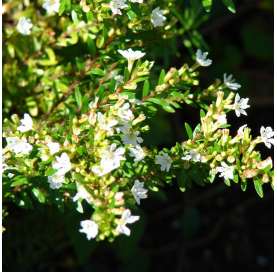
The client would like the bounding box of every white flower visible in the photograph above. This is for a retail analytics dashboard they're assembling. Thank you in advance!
[109,0,128,15]
[118,49,145,71]
[92,144,125,176]
[233,93,250,117]
[237,124,247,137]
[130,0,143,2]
[155,152,172,172]
[47,141,60,155]
[196,49,212,67]
[260,126,274,149]
[52,152,71,176]
[42,0,60,14]
[118,47,144,60]
[16,17,33,35]
[122,130,143,146]
[257,157,272,170]
[72,184,92,213]
[97,112,118,134]
[79,220,99,240]
[17,113,33,132]
[223,74,241,90]
[73,184,91,203]
[216,162,234,180]
[6,137,33,155]
[47,174,65,189]
[117,103,134,121]
[151,7,166,27]
[182,150,202,162]
[7,173,15,178]
[217,114,227,126]
[88,97,99,109]
[114,75,124,86]
[116,209,139,236]
[129,146,145,162]
[131,180,148,205]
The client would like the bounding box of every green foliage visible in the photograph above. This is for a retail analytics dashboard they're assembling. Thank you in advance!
[2,0,273,243]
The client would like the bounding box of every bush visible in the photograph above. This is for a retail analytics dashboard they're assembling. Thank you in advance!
[3,0,274,244]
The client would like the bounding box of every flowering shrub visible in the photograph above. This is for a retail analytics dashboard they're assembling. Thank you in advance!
[3,0,274,242]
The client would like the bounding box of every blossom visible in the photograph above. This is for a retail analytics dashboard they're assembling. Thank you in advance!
[131,180,148,205]
[182,150,202,162]
[73,184,91,203]
[97,112,118,134]
[114,75,124,86]
[116,103,134,122]
[129,146,145,162]
[151,7,166,27]
[217,114,227,126]
[6,137,33,155]
[88,96,99,110]
[47,174,65,189]
[257,157,272,170]
[79,220,99,240]
[116,209,139,236]
[237,124,247,137]
[216,162,234,180]
[52,152,71,176]
[196,49,212,67]
[42,0,60,14]
[16,17,33,35]
[47,141,60,155]
[121,130,143,146]
[155,152,172,172]
[7,173,15,178]
[223,74,241,90]
[130,0,143,3]
[92,144,125,176]
[17,113,33,132]
[118,49,145,71]
[109,0,128,15]
[73,183,92,213]
[232,93,250,117]
[260,126,274,149]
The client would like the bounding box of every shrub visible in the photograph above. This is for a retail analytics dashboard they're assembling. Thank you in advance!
[3,0,274,242]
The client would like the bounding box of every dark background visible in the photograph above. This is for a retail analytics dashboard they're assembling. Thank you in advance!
[3,0,274,271]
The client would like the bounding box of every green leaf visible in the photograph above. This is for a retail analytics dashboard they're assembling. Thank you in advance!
[241,182,247,192]
[11,176,29,187]
[193,124,201,138]
[96,36,105,48]
[200,109,206,118]
[32,188,46,203]
[90,68,105,76]
[45,168,56,176]
[71,10,78,23]
[224,178,231,186]
[127,10,137,20]
[147,97,165,106]
[222,0,236,13]
[142,80,150,97]
[184,122,193,139]
[87,35,96,56]
[158,69,166,85]
[254,179,264,198]
[202,0,213,12]
[97,85,105,99]
[74,87,82,109]
[59,0,71,15]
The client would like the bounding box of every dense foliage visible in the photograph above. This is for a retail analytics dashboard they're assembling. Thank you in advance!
[3,0,274,242]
